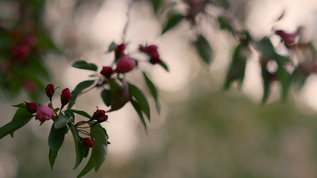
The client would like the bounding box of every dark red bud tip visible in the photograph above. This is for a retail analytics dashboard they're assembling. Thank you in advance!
[45,84,55,99]
[61,88,71,106]
[83,138,95,148]
[100,66,114,78]
[25,102,38,113]
[92,109,106,120]
[116,56,136,73]
[107,141,111,145]
[149,57,162,65]
[115,43,126,58]
[102,115,108,121]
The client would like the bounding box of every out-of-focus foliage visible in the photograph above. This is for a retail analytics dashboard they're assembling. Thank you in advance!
[0,0,60,100]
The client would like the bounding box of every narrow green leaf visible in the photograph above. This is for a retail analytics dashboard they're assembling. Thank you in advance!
[224,43,248,90]
[12,103,26,108]
[68,80,95,109]
[194,35,213,65]
[91,124,108,171]
[77,151,95,178]
[131,100,147,132]
[261,64,271,104]
[48,125,67,152]
[162,13,185,34]
[129,83,151,120]
[143,72,160,113]
[152,0,162,15]
[254,38,276,59]
[66,109,91,119]
[72,60,98,71]
[49,149,58,170]
[217,16,233,33]
[109,80,130,112]
[54,113,72,129]
[108,41,117,53]
[0,108,33,139]
[101,89,112,107]
[276,65,291,102]
[70,124,89,169]
[159,60,169,72]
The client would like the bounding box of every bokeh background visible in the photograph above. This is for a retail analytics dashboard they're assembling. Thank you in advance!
[1,0,317,177]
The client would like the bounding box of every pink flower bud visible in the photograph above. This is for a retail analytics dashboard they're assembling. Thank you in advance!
[45,84,55,100]
[100,66,114,78]
[25,102,38,113]
[83,138,94,148]
[61,88,71,107]
[92,109,106,120]
[115,43,126,58]
[116,56,136,73]
[35,105,55,122]
[139,45,160,59]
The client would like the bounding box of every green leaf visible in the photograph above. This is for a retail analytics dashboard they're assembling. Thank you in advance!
[159,60,169,72]
[66,109,91,119]
[162,13,185,34]
[72,60,98,71]
[276,65,291,102]
[77,151,95,178]
[131,100,147,132]
[0,108,33,139]
[48,125,67,169]
[48,125,68,152]
[143,72,160,113]
[68,80,95,109]
[152,0,162,15]
[261,63,271,104]
[224,43,248,90]
[54,113,72,129]
[70,124,89,169]
[109,80,130,112]
[129,83,151,120]
[49,149,58,170]
[194,35,213,65]
[217,16,234,33]
[12,103,26,108]
[216,0,230,9]
[254,38,276,59]
[101,89,112,107]
[91,124,108,171]
[108,41,117,53]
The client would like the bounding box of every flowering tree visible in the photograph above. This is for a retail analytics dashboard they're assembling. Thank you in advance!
[0,0,316,177]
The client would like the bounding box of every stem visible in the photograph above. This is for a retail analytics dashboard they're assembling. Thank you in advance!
[122,0,135,42]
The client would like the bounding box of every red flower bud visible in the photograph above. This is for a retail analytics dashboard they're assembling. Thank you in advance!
[115,43,126,58]
[275,30,297,48]
[116,56,136,73]
[107,141,111,145]
[83,138,94,148]
[139,45,160,59]
[45,84,55,100]
[25,102,38,113]
[100,66,114,78]
[35,105,54,122]
[102,115,108,122]
[61,88,71,107]
[92,109,106,120]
